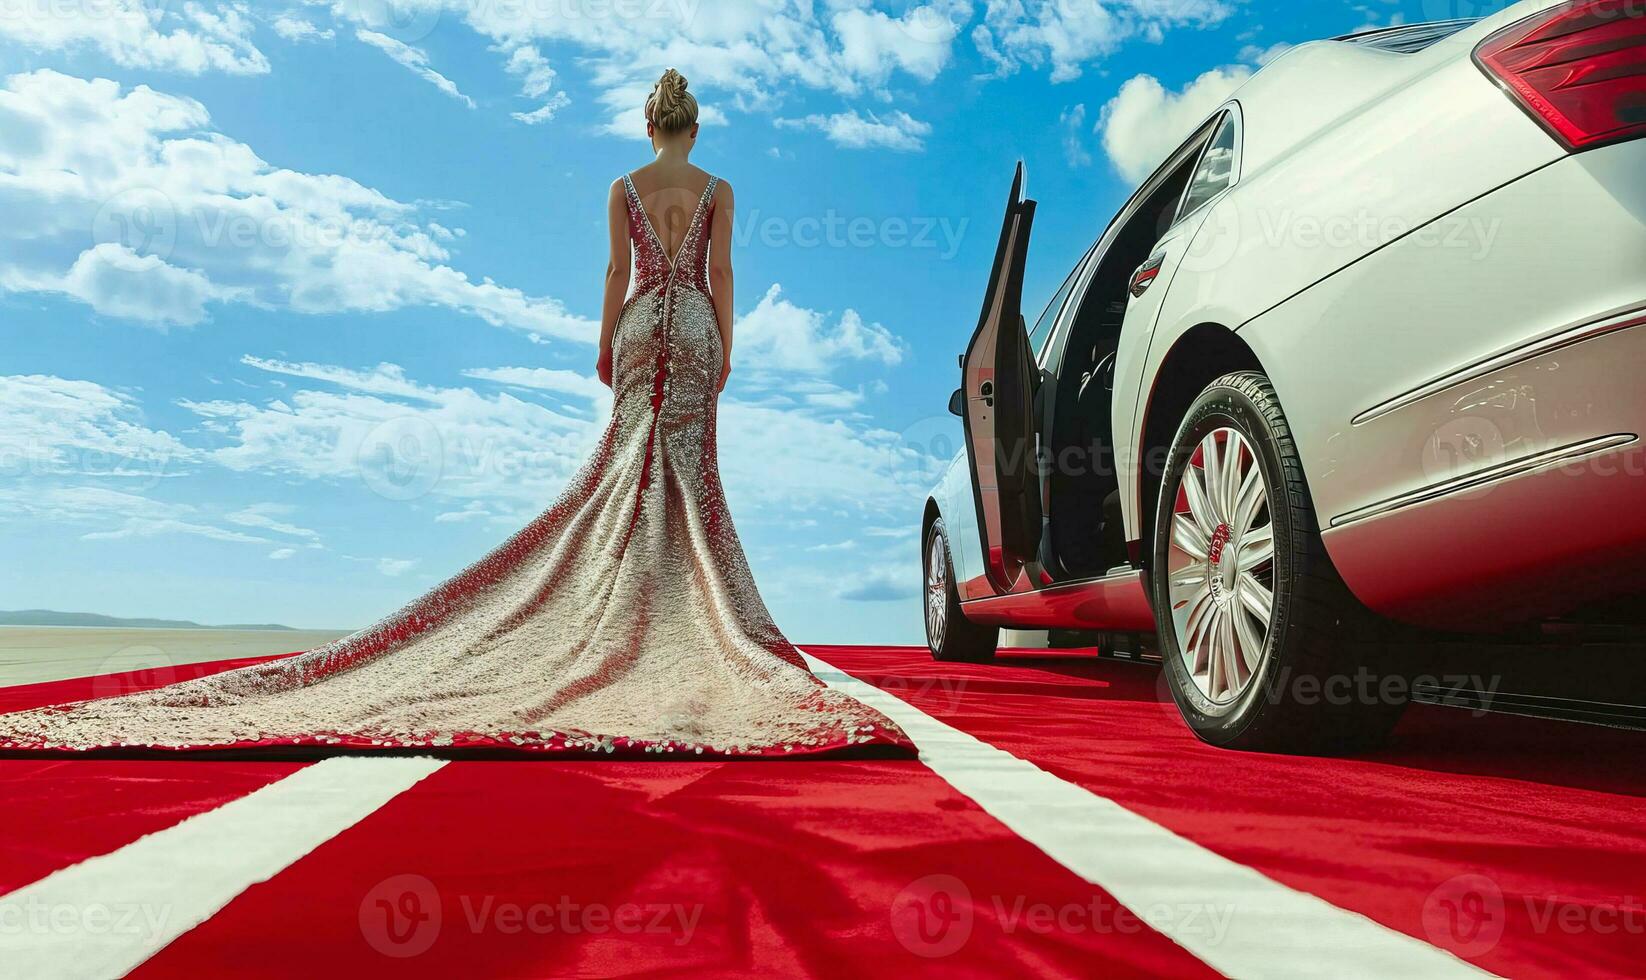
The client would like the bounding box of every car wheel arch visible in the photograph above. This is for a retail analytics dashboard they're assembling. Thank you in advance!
[1134,322,1264,569]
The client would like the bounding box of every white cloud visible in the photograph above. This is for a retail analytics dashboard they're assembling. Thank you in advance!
[0,486,171,524]
[802,384,866,411]
[1239,41,1293,65]
[320,1,972,136]
[238,356,437,402]
[172,349,934,530]
[713,399,934,514]
[183,357,595,507]
[461,367,609,403]
[0,70,592,339]
[734,285,906,374]
[775,110,932,151]
[0,374,195,481]
[807,539,858,552]
[0,1,270,75]
[434,501,491,523]
[830,2,970,87]
[500,44,572,124]
[226,503,322,542]
[511,97,571,124]
[355,29,475,108]
[837,567,919,602]
[1349,6,1408,34]
[82,516,269,544]
[7,244,223,327]
[0,484,271,546]
[1060,103,1092,167]
[975,0,1231,82]
[1098,65,1250,182]
[272,15,335,43]
[268,547,298,559]
[377,557,418,576]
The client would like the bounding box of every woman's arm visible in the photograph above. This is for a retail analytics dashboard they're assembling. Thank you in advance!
[597,179,631,387]
[707,179,735,392]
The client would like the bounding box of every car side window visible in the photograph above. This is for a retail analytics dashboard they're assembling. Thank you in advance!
[1029,255,1083,360]
[1175,112,1237,222]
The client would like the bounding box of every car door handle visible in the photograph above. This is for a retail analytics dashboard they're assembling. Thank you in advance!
[1130,253,1166,298]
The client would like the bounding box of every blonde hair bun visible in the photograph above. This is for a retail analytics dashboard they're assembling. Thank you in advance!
[646,68,699,134]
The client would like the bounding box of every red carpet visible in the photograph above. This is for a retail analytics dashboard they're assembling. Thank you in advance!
[129,761,1210,978]
[2,646,1642,975]
[810,646,1646,977]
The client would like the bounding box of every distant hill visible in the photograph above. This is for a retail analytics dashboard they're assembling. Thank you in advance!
[0,610,298,631]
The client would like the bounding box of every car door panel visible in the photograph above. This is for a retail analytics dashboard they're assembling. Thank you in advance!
[959,163,1041,596]
[1113,207,1215,538]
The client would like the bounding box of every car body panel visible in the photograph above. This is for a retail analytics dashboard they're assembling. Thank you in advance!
[1251,139,1646,626]
[932,451,986,599]
[1113,203,1221,539]
[927,0,1646,635]
[960,571,1154,631]
[1116,10,1569,538]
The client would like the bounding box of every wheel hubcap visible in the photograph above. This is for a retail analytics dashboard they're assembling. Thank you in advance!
[1167,427,1277,705]
[926,534,948,648]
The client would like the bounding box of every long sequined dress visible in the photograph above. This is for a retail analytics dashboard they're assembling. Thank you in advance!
[0,174,911,757]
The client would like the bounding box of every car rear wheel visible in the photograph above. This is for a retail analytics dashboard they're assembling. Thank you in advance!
[1150,371,1406,753]
[924,517,997,663]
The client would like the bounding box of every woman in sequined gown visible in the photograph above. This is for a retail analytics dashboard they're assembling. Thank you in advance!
[0,70,910,758]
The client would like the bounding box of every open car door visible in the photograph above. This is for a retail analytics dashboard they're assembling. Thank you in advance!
[956,163,1041,595]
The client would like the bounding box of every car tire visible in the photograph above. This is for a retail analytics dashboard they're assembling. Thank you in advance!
[924,517,998,663]
[1150,371,1407,753]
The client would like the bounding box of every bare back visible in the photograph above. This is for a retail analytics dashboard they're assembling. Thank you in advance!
[625,161,718,260]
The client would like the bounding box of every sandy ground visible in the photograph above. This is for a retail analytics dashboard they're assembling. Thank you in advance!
[0,627,351,687]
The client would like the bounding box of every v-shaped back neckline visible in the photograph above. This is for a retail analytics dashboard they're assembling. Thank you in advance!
[624,173,717,272]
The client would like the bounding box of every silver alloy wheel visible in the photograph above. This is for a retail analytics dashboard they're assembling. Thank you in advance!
[1166,427,1277,705]
[926,532,948,649]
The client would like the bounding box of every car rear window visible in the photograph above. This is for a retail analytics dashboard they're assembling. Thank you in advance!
[1335,18,1479,54]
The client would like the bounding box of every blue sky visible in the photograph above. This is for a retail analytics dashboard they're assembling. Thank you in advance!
[0,0,1478,641]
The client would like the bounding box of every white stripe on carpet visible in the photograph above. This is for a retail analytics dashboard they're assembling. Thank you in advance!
[801,650,1494,979]
[0,756,445,979]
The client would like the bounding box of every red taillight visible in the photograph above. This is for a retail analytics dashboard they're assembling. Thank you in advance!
[1474,0,1646,151]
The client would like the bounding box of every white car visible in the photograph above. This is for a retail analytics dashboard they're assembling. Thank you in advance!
[922,1,1646,752]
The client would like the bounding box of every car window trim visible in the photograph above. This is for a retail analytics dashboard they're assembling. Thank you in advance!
[1043,113,1227,375]
[1033,243,1098,365]
[1171,102,1244,229]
